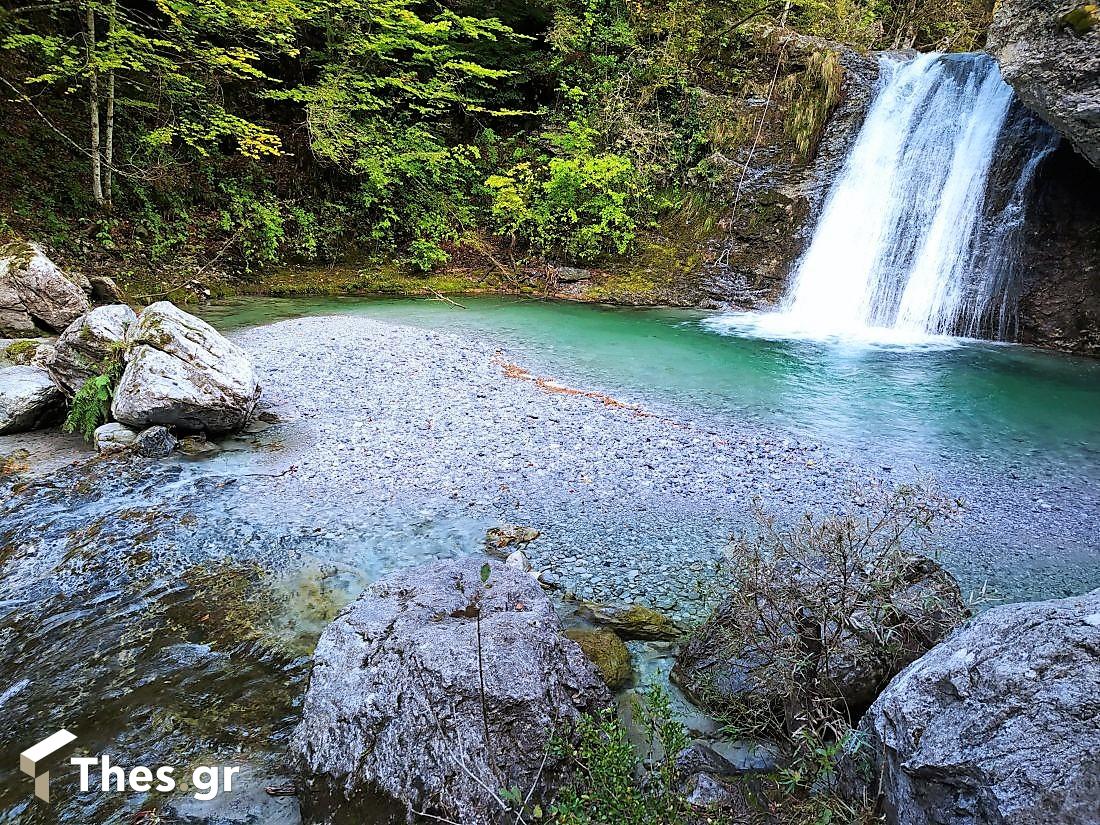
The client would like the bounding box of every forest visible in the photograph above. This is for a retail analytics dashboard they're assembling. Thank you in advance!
[0,0,992,292]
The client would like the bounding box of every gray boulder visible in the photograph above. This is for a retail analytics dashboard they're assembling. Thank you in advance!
[988,0,1100,170]
[292,556,610,824]
[0,365,64,434]
[112,302,260,433]
[49,304,137,395]
[857,588,1100,825]
[94,422,138,454]
[0,242,90,333]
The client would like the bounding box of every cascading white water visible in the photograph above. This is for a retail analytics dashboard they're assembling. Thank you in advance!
[710,52,1055,346]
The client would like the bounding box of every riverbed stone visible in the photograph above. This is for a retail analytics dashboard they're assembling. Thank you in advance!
[0,365,64,434]
[0,241,90,333]
[93,422,138,454]
[565,628,632,688]
[292,556,610,824]
[49,304,137,395]
[112,301,261,433]
[855,588,1100,825]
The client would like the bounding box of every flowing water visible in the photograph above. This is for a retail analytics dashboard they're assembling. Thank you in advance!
[712,52,1058,344]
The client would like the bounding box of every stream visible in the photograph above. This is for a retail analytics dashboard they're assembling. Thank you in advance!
[1,296,1097,823]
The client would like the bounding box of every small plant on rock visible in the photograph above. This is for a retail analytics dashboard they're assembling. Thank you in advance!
[63,350,125,441]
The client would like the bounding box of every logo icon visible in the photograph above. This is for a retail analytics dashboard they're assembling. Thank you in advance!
[20,729,77,802]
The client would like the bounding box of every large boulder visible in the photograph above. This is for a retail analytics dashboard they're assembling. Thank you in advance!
[856,588,1100,825]
[0,242,90,334]
[672,554,967,720]
[49,304,137,395]
[988,0,1100,170]
[292,556,610,824]
[111,302,260,432]
[0,365,64,434]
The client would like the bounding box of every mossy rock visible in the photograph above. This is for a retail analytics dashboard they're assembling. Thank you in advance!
[577,601,686,641]
[1061,4,1098,33]
[566,628,632,689]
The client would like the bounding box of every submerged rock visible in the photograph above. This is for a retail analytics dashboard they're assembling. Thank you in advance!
[856,588,1100,825]
[93,422,137,454]
[672,554,966,717]
[134,425,177,458]
[49,304,136,395]
[112,301,261,433]
[292,556,609,824]
[0,242,90,334]
[565,628,632,688]
[0,365,64,434]
[988,0,1100,170]
[576,600,686,641]
[484,524,540,556]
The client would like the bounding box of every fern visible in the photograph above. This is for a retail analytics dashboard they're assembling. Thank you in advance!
[63,358,123,442]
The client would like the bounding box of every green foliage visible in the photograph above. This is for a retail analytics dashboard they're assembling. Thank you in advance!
[487,127,644,262]
[63,354,124,441]
[549,688,694,825]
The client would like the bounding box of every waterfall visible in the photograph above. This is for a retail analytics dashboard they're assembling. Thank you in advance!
[710,53,1056,346]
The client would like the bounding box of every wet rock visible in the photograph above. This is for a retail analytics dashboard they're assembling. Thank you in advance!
[112,301,261,433]
[855,588,1100,825]
[672,553,966,716]
[49,304,137,395]
[988,0,1100,170]
[0,365,64,434]
[565,628,632,688]
[577,600,686,641]
[292,556,610,824]
[93,422,137,454]
[178,434,221,456]
[0,241,90,333]
[484,524,540,556]
[134,425,177,458]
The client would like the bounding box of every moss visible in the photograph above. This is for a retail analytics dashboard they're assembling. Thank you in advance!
[2,339,42,362]
[566,628,633,689]
[782,49,845,161]
[1061,3,1099,33]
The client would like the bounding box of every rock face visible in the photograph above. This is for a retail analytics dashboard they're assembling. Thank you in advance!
[49,304,137,395]
[858,589,1100,825]
[292,556,610,824]
[1015,142,1100,354]
[0,242,90,334]
[672,554,966,717]
[0,365,64,434]
[702,32,880,309]
[988,0,1100,171]
[112,302,260,432]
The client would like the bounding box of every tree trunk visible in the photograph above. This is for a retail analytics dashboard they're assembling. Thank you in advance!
[104,71,114,209]
[86,4,104,208]
[104,0,115,209]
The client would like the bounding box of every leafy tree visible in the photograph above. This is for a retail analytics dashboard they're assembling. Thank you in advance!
[1,0,301,208]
